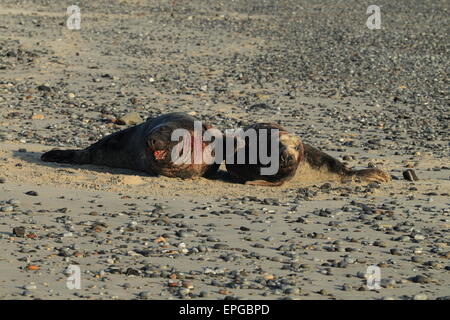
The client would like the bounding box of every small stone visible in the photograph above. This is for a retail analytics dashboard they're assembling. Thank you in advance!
[117,112,143,125]
[403,169,419,181]
[414,234,425,241]
[25,191,38,196]
[31,114,45,120]
[37,84,51,92]
[125,268,140,276]
[23,284,37,290]
[390,248,402,256]
[218,289,229,295]
[139,291,151,299]
[179,288,190,296]
[255,93,270,99]
[182,281,194,289]
[342,284,352,291]
[381,278,396,288]
[373,240,387,248]
[410,275,430,284]
[9,199,21,206]
[213,243,229,250]
[318,289,328,295]
[284,287,300,295]
[356,271,367,279]
[13,227,26,237]
[412,293,428,300]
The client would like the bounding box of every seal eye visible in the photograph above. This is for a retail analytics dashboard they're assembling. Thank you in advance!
[149,138,162,150]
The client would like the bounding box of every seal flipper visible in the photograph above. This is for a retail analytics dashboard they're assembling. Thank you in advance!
[303,143,350,176]
[302,144,390,183]
[351,168,391,183]
[41,149,89,164]
[41,125,142,170]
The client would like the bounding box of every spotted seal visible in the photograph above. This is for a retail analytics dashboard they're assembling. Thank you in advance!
[225,122,390,186]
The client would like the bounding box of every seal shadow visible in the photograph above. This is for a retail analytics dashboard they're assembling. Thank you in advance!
[12,149,233,182]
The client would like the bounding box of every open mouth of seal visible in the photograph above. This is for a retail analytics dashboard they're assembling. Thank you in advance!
[153,150,168,160]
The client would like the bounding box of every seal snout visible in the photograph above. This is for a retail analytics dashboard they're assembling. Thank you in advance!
[280,152,296,166]
[148,137,166,151]
[147,135,171,161]
[279,133,303,167]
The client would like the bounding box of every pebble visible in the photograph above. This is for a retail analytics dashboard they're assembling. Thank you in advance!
[390,248,402,256]
[13,227,26,237]
[23,284,37,290]
[410,275,431,284]
[403,169,419,181]
[139,291,152,299]
[414,234,425,241]
[213,243,229,250]
[0,1,447,302]
[117,112,143,125]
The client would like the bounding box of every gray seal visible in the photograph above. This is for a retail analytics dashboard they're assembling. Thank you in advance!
[41,112,221,178]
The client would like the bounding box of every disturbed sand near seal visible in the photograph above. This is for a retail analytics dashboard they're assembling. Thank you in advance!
[0,1,449,300]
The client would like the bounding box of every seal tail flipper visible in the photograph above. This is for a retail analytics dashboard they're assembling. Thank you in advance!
[351,168,391,183]
[303,143,350,176]
[302,144,390,183]
[41,149,85,164]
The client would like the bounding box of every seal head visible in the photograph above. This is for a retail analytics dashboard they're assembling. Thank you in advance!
[225,123,303,186]
[145,118,220,178]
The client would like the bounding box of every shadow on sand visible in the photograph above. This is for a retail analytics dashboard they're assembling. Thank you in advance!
[12,149,234,183]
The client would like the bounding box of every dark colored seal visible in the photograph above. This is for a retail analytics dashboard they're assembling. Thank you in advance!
[225,123,303,186]
[225,122,390,186]
[41,112,221,178]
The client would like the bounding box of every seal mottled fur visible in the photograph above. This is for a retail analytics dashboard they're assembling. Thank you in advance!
[225,122,390,186]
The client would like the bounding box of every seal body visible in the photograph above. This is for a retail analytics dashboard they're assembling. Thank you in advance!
[225,122,390,187]
[301,144,391,184]
[225,123,303,186]
[41,112,221,178]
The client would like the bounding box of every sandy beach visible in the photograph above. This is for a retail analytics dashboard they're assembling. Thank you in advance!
[0,0,448,300]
